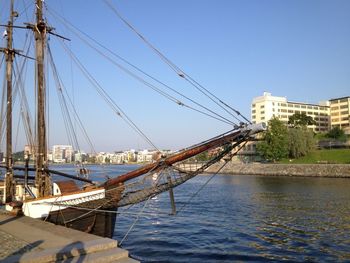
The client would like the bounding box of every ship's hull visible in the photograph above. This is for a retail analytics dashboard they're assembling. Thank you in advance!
[22,185,120,238]
[45,207,117,238]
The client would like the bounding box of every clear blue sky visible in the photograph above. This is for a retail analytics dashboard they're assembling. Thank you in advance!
[0,0,349,152]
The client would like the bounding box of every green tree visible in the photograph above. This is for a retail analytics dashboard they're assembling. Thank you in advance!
[13,151,24,162]
[326,127,346,141]
[288,127,315,158]
[288,112,316,127]
[87,155,96,164]
[304,128,316,152]
[257,117,289,161]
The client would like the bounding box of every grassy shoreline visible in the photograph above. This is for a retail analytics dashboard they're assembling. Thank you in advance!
[279,149,350,164]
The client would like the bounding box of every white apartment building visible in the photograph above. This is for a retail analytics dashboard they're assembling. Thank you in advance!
[136,150,154,163]
[96,152,107,163]
[124,150,137,163]
[111,151,127,164]
[52,145,73,163]
[251,92,330,132]
[74,151,87,163]
[329,96,350,134]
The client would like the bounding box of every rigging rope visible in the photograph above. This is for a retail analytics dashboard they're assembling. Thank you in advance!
[119,196,151,246]
[47,43,99,161]
[14,48,35,149]
[59,40,160,151]
[46,7,235,126]
[0,54,4,70]
[103,0,251,124]
[1,40,33,153]
[18,0,33,19]
[177,140,248,214]
[18,26,35,150]
[47,44,82,155]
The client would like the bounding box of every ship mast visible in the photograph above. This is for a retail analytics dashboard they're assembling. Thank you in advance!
[34,0,50,197]
[2,0,16,203]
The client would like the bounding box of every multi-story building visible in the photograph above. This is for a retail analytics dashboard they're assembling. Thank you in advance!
[251,92,330,132]
[74,151,87,163]
[329,96,350,134]
[124,150,137,163]
[136,150,155,163]
[96,152,107,163]
[111,151,127,164]
[52,145,73,163]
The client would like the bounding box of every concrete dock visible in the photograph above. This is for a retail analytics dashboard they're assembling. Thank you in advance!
[0,211,139,263]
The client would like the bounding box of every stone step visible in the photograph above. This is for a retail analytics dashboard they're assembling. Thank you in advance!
[57,247,131,263]
[0,212,139,263]
[116,257,140,263]
[3,238,118,263]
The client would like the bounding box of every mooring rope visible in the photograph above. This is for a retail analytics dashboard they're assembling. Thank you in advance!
[119,196,152,246]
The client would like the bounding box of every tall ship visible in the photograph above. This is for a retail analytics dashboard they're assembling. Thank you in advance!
[0,0,265,238]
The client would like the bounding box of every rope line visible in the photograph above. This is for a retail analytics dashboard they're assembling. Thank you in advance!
[103,0,251,124]
[59,40,160,151]
[119,196,151,246]
[46,7,235,126]
[177,140,248,214]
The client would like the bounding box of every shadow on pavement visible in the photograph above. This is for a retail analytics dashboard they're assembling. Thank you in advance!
[2,240,43,263]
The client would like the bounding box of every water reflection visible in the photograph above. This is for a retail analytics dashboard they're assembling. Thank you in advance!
[251,176,350,262]
[51,166,350,262]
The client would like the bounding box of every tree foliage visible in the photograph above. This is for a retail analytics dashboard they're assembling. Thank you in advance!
[288,127,315,158]
[326,126,346,141]
[258,117,316,161]
[288,112,316,127]
[257,117,289,161]
[87,155,96,163]
[13,151,24,162]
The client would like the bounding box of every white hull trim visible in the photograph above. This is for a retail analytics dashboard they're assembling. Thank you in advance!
[22,189,105,218]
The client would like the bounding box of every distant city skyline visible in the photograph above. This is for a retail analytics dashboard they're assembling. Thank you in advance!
[0,0,349,152]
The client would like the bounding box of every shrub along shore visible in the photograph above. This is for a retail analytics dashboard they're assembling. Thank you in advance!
[205,162,350,178]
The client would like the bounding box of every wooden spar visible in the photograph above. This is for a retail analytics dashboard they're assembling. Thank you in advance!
[103,129,243,188]
[4,0,15,203]
[34,0,51,197]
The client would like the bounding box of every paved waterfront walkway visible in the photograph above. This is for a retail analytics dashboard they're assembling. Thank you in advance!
[0,210,138,262]
[0,228,41,260]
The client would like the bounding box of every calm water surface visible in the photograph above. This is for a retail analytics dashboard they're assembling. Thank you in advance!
[62,165,350,262]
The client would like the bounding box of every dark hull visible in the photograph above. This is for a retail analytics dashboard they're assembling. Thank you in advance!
[45,207,117,238]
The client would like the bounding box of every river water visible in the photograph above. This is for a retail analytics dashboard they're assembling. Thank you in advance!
[55,165,350,262]
[91,166,350,262]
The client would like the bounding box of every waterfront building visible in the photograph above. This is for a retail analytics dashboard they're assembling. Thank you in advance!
[111,151,127,164]
[251,92,330,132]
[74,151,87,163]
[86,153,97,163]
[136,150,153,163]
[329,96,350,134]
[124,150,137,163]
[52,145,73,163]
[47,153,53,162]
[96,152,107,163]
